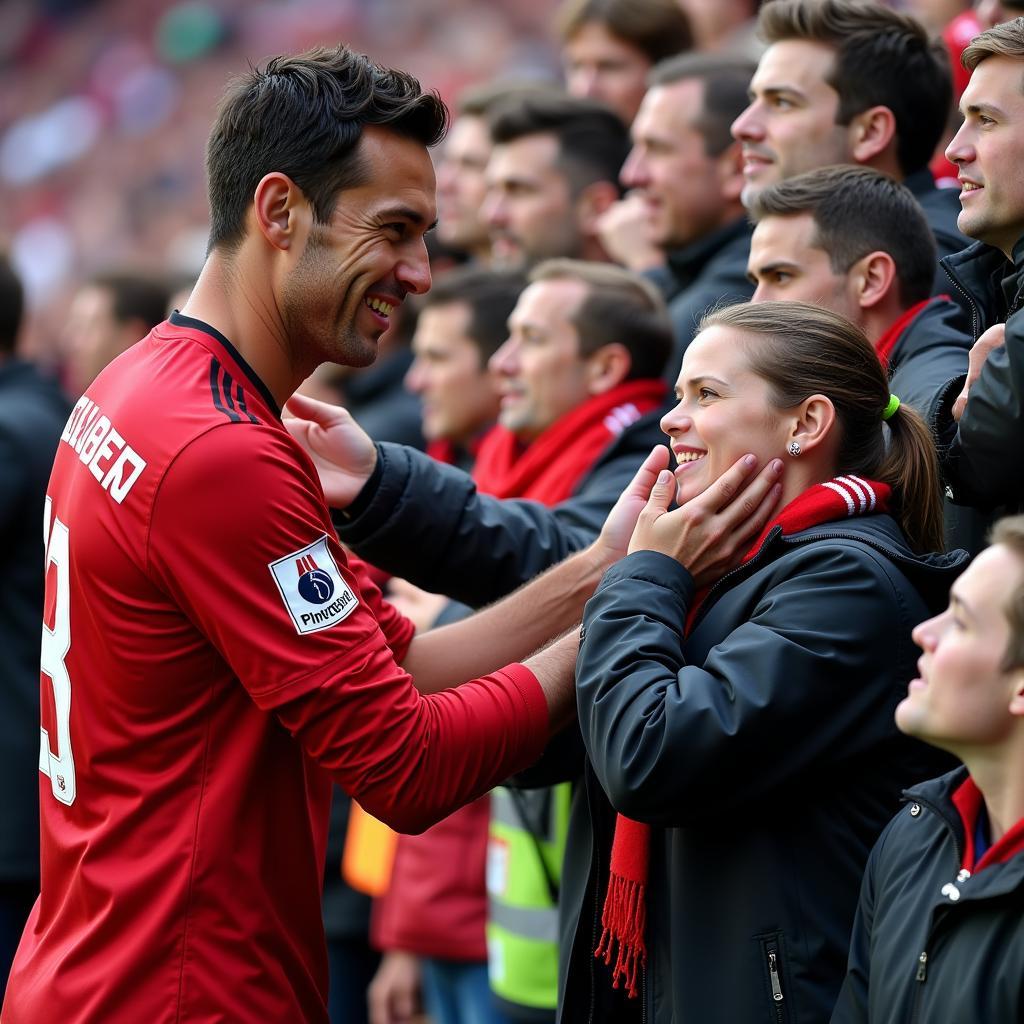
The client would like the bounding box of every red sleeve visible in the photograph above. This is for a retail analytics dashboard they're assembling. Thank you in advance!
[344,551,415,661]
[148,424,548,831]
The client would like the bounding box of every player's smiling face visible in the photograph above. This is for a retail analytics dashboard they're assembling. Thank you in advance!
[282,125,436,371]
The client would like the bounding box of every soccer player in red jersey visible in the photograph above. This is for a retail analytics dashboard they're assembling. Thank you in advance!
[0,47,611,1024]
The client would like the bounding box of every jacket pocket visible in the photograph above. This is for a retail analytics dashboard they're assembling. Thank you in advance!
[755,931,790,1024]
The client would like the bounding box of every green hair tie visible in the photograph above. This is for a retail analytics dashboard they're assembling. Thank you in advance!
[882,394,900,420]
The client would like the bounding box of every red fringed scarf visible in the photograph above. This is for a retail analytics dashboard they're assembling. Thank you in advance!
[471,380,666,503]
[595,475,892,998]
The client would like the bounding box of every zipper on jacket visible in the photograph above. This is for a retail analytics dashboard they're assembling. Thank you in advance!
[940,260,981,339]
[916,951,928,982]
[765,942,786,1024]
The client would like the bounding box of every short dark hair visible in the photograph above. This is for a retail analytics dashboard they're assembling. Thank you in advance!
[556,0,693,64]
[647,52,757,156]
[0,253,24,356]
[421,266,526,362]
[206,45,448,253]
[487,90,630,195]
[991,515,1024,671]
[747,164,937,307]
[89,272,172,331]
[529,258,672,380]
[757,0,951,178]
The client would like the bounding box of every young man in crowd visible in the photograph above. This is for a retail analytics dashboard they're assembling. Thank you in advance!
[482,90,630,270]
[732,0,970,267]
[611,53,757,371]
[831,516,1024,1022]
[932,18,1024,518]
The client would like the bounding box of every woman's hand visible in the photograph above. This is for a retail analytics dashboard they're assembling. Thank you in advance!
[591,445,671,569]
[629,454,784,587]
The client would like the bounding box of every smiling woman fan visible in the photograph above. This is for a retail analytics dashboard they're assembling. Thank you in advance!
[556,300,967,1024]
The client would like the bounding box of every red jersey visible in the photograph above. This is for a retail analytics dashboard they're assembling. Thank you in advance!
[2,313,548,1024]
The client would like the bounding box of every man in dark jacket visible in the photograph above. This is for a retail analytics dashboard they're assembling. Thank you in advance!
[831,516,1024,1023]
[929,19,1024,517]
[745,165,984,552]
[611,53,757,375]
[0,255,71,996]
[732,0,970,277]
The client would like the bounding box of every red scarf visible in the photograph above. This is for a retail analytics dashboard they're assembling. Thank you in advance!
[595,476,892,998]
[471,380,666,503]
[952,774,1024,873]
[874,297,942,370]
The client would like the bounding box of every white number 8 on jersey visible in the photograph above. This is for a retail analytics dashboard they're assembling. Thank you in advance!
[40,496,76,805]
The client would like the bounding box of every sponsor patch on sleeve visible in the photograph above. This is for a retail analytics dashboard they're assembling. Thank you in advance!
[268,535,359,635]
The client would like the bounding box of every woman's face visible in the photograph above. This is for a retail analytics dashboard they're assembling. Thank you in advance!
[661,324,794,505]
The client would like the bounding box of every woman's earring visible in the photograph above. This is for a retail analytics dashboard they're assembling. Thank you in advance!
[788,441,802,457]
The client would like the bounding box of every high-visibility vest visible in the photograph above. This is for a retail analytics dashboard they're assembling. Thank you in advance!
[486,783,572,1011]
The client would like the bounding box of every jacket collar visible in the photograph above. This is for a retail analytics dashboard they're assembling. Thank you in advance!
[940,240,1023,336]
[665,217,751,286]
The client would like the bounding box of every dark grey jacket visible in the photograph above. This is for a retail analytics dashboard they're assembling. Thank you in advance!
[647,218,754,382]
[0,358,70,878]
[933,239,1024,514]
[335,406,669,606]
[831,766,1024,1024]
[557,517,963,1024]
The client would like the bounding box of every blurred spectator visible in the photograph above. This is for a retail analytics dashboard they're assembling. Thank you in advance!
[614,53,755,374]
[482,90,630,269]
[0,253,70,998]
[677,0,764,58]
[63,271,170,396]
[556,0,692,124]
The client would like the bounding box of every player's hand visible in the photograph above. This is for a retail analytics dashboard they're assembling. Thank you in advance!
[368,951,423,1024]
[628,454,783,587]
[592,446,671,568]
[283,392,378,508]
[595,193,665,273]
[953,321,1005,421]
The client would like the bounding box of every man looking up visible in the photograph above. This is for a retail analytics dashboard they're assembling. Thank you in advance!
[482,90,630,269]
[831,516,1024,1022]
[1,47,639,1024]
[615,52,756,371]
[732,0,970,263]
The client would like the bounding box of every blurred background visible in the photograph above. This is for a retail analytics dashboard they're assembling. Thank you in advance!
[0,0,563,364]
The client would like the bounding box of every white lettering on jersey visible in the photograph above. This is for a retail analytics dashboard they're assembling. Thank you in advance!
[59,399,146,504]
[268,535,359,635]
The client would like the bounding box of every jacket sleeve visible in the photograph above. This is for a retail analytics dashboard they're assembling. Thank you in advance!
[334,441,639,608]
[937,311,1024,509]
[576,546,916,826]
[887,307,970,426]
[829,818,893,1024]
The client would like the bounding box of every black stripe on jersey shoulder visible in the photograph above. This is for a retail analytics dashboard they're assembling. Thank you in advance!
[171,310,281,418]
[209,359,240,423]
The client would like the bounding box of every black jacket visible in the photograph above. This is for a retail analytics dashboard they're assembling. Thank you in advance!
[335,405,669,607]
[647,218,754,382]
[933,239,1024,513]
[0,358,70,878]
[559,516,964,1024]
[831,767,1024,1024]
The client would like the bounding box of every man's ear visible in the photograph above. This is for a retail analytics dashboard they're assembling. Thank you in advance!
[575,180,620,234]
[848,250,897,312]
[1008,669,1024,717]
[584,342,632,394]
[849,105,897,166]
[253,172,308,252]
[715,140,746,204]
